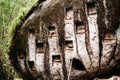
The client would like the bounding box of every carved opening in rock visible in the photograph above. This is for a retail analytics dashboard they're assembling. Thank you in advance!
[28,61,37,74]
[18,52,25,59]
[28,28,35,38]
[65,40,73,50]
[40,0,46,2]
[66,6,73,13]
[87,1,96,15]
[36,42,44,53]
[75,21,85,35]
[65,6,73,20]
[74,9,81,22]
[52,74,61,80]
[48,26,57,37]
[103,31,116,44]
[52,55,61,66]
[72,58,86,70]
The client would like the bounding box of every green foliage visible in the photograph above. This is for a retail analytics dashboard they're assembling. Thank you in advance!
[0,0,37,79]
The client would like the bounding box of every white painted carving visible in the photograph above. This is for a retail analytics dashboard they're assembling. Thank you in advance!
[35,53,44,72]
[48,25,63,79]
[76,28,92,71]
[28,33,36,61]
[87,14,99,69]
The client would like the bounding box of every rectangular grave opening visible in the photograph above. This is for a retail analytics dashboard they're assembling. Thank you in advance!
[36,43,44,53]
[52,55,61,66]
[39,0,46,2]
[53,75,61,80]
[28,28,35,38]
[48,26,57,37]
[74,9,81,22]
[66,6,73,12]
[18,52,25,59]
[87,1,96,15]
[28,61,37,73]
[75,21,85,34]
[72,58,86,71]
[65,40,73,50]
[103,31,116,43]
[65,6,73,20]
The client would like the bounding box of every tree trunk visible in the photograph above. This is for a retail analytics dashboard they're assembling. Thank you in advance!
[10,0,120,80]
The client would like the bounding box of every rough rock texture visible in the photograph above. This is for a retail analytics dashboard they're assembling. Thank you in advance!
[0,59,6,80]
[10,0,120,80]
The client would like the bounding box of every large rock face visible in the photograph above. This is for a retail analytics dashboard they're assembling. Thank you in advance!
[10,0,120,80]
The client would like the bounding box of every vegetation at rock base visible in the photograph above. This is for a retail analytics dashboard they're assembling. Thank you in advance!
[0,0,37,79]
